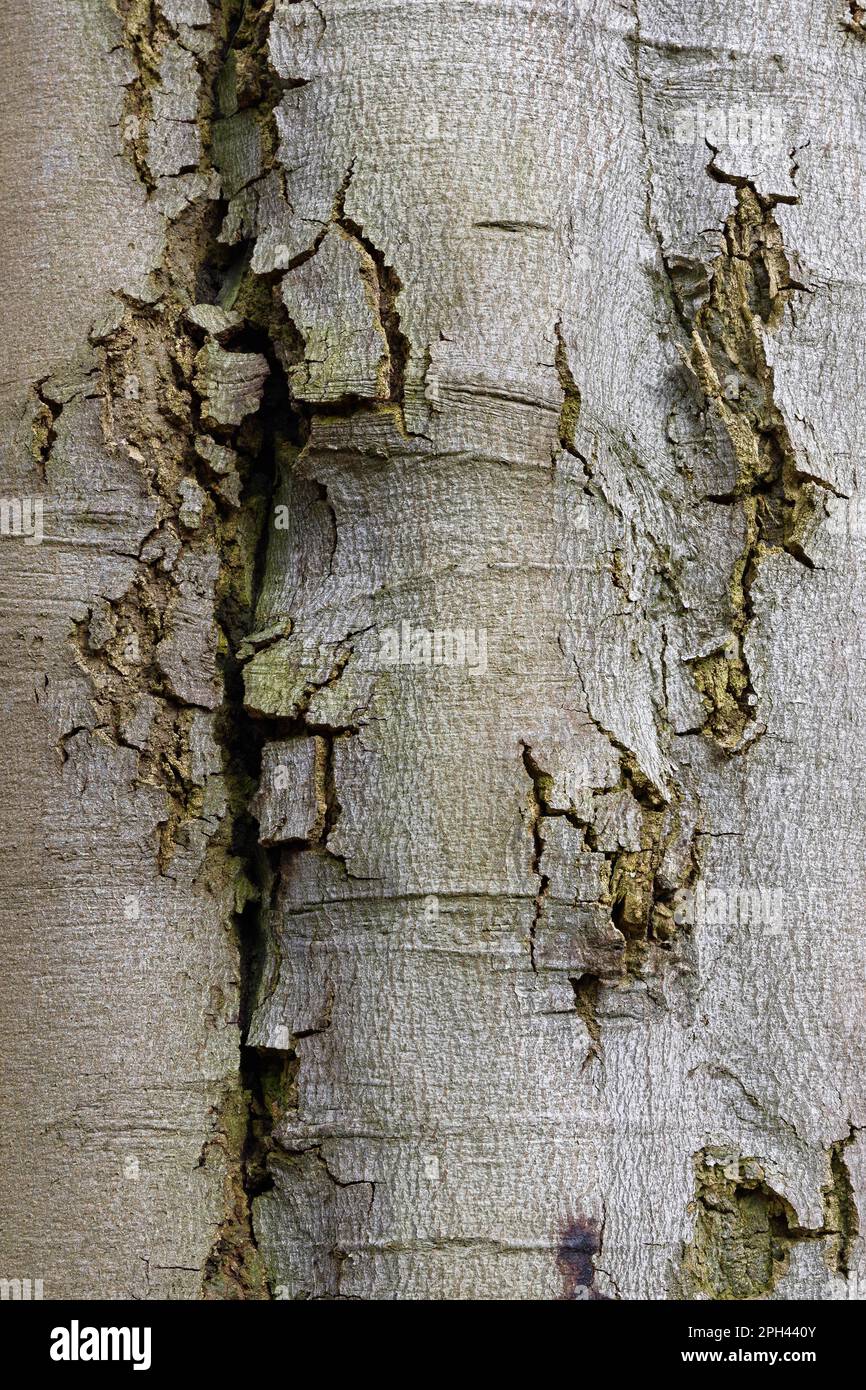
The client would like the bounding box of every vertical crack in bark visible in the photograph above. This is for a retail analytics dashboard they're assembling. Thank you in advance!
[31,378,65,483]
[114,0,165,192]
[578,669,702,958]
[198,6,392,1293]
[198,3,298,1301]
[569,974,602,1059]
[553,319,582,458]
[333,167,413,428]
[521,743,549,973]
[823,1131,860,1278]
[115,0,219,192]
[200,348,284,1297]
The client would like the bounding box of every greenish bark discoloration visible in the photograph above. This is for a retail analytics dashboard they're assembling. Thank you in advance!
[680,1142,860,1299]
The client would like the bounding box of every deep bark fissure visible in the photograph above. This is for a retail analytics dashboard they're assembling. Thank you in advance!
[197,13,302,1298]
[200,336,289,1298]
[521,742,550,973]
[199,2,392,1293]
[64,0,300,1300]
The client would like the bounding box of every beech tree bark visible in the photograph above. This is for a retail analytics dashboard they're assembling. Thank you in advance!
[1,0,864,1301]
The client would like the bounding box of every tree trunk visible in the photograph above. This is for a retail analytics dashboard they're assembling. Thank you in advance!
[1,0,863,1302]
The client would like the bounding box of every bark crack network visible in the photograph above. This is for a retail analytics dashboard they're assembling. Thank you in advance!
[679,166,830,750]
[31,376,68,481]
[190,5,396,1292]
[46,0,850,1306]
[116,0,218,192]
[521,702,701,1003]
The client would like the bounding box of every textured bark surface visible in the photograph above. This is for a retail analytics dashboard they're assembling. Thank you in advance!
[1,0,863,1301]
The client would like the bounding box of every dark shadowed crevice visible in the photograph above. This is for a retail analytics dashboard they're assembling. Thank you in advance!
[201,330,292,1299]
[194,1,305,1300]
